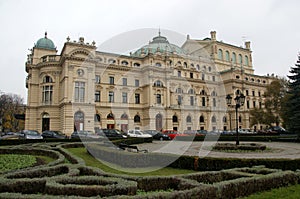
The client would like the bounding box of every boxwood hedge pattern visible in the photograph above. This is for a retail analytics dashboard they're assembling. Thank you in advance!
[0,140,299,198]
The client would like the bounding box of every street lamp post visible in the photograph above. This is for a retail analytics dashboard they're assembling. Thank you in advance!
[226,93,245,145]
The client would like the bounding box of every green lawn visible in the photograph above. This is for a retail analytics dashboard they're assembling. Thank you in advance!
[67,147,196,176]
[242,184,300,199]
[66,147,300,197]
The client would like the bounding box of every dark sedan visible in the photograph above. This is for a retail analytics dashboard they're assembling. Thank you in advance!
[42,130,68,139]
[144,130,171,140]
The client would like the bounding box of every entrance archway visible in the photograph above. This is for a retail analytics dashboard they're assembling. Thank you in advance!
[155,113,163,131]
[120,113,128,132]
[74,111,84,131]
[107,112,115,129]
[42,113,50,131]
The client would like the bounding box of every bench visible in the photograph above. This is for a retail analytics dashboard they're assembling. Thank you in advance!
[118,143,148,153]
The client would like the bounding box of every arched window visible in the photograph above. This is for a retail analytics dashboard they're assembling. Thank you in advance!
[213,98,216,107]
[121,60,129,66]
[211,116,216,123]
[107,113,114,119]
[223,116,227,123]
[218,49,223,60]
[225,51,230,61]
[239,116,242,123]
[188,88,195,94]
[199,115,205,123]
[155,62,161,67]
[203,65,206,70]
[108,58,116,64]
[172,115,178,123]
[200,90,206,95]
[121,113,128,120]
[208,66,212,72]
[183,62,187,68]
[232,52,236,63]
[43,75,53,83]
[176,88,183,94]
[236,89,241,95]
[186,115,192,123]
[245,55,249,66]
[154,80,163,87]
[134,115,140,123]
[177,61,182,66]
[196,64,200,70]
[238,54,243,64]
[133,62,141,67]
[211,91,217,96]
[94,114,100,122]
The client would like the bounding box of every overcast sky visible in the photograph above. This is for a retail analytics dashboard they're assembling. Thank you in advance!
[0,0,299,102]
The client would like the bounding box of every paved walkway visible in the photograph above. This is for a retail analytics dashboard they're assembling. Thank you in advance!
[137,141,300,159]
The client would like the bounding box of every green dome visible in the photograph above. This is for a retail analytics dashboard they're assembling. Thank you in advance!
[132,32,186,57]
[35,32,56,50]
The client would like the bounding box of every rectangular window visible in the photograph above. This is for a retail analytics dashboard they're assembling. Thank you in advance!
[95,91,100,102]
[190,96,194,106]
[109,76,114,85]
[75,82,85,102]
[212,76,216,81]
[178,71,181,77]
[135,93,140,104]
[190,73,193,79]
[108,91,114,103]
[122,78,127,86]
[202,74,205,80]
[252,91,255,96]
[156,94,161,104]
[178,95,182,105]
[259,101,262,109]
[258,91,261,97]
[247,100,250,109]
[122,92,127,103]
[246,90,249,96]
[202,97,206,106]
[253,101,256,108]
[135,79,139,87]
[95,75,101,84]
[42,85,53,104]
[213,98,216,107]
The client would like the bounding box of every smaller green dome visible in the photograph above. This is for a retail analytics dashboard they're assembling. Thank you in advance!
[35,32,56,50]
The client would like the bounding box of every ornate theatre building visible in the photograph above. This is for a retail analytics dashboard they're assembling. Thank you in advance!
[25,31,274,135]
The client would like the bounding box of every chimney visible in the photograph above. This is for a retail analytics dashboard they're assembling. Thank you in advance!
[245,41,251,50]
[210,31,216,41]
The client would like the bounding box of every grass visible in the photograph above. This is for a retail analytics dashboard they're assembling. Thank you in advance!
[0,154,36,173]
[241,184,300,199]
[67,147,196,176]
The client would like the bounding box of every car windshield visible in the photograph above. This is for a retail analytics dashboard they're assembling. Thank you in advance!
[54,131,64,135]
[27,130,39,135]
[86,131,95,135]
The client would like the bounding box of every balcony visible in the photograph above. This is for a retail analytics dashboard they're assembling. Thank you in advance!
[40,55,60,63]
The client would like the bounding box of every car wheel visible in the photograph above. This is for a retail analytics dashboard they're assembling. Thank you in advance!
[160,137,163,141]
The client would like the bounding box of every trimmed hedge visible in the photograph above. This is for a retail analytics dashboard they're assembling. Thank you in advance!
[0,178,46,194]
[45,176,137,197]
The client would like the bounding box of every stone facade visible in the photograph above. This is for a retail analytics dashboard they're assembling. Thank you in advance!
[25,31,274,135]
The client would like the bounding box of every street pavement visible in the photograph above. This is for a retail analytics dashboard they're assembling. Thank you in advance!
[137,140,300,159]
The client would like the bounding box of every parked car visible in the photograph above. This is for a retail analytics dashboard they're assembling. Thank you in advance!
[42,130,68,139]
[127,130,152,138]
[162,130,188,140]
[144,130,171,140]
[101,129,127,138]
[19,130,43,139]
[267,126,287,134]
[0,132,19,140]
[71,130,102,139]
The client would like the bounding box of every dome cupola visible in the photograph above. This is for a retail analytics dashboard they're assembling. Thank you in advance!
[132,31,186,57]
[35,32,56,50]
